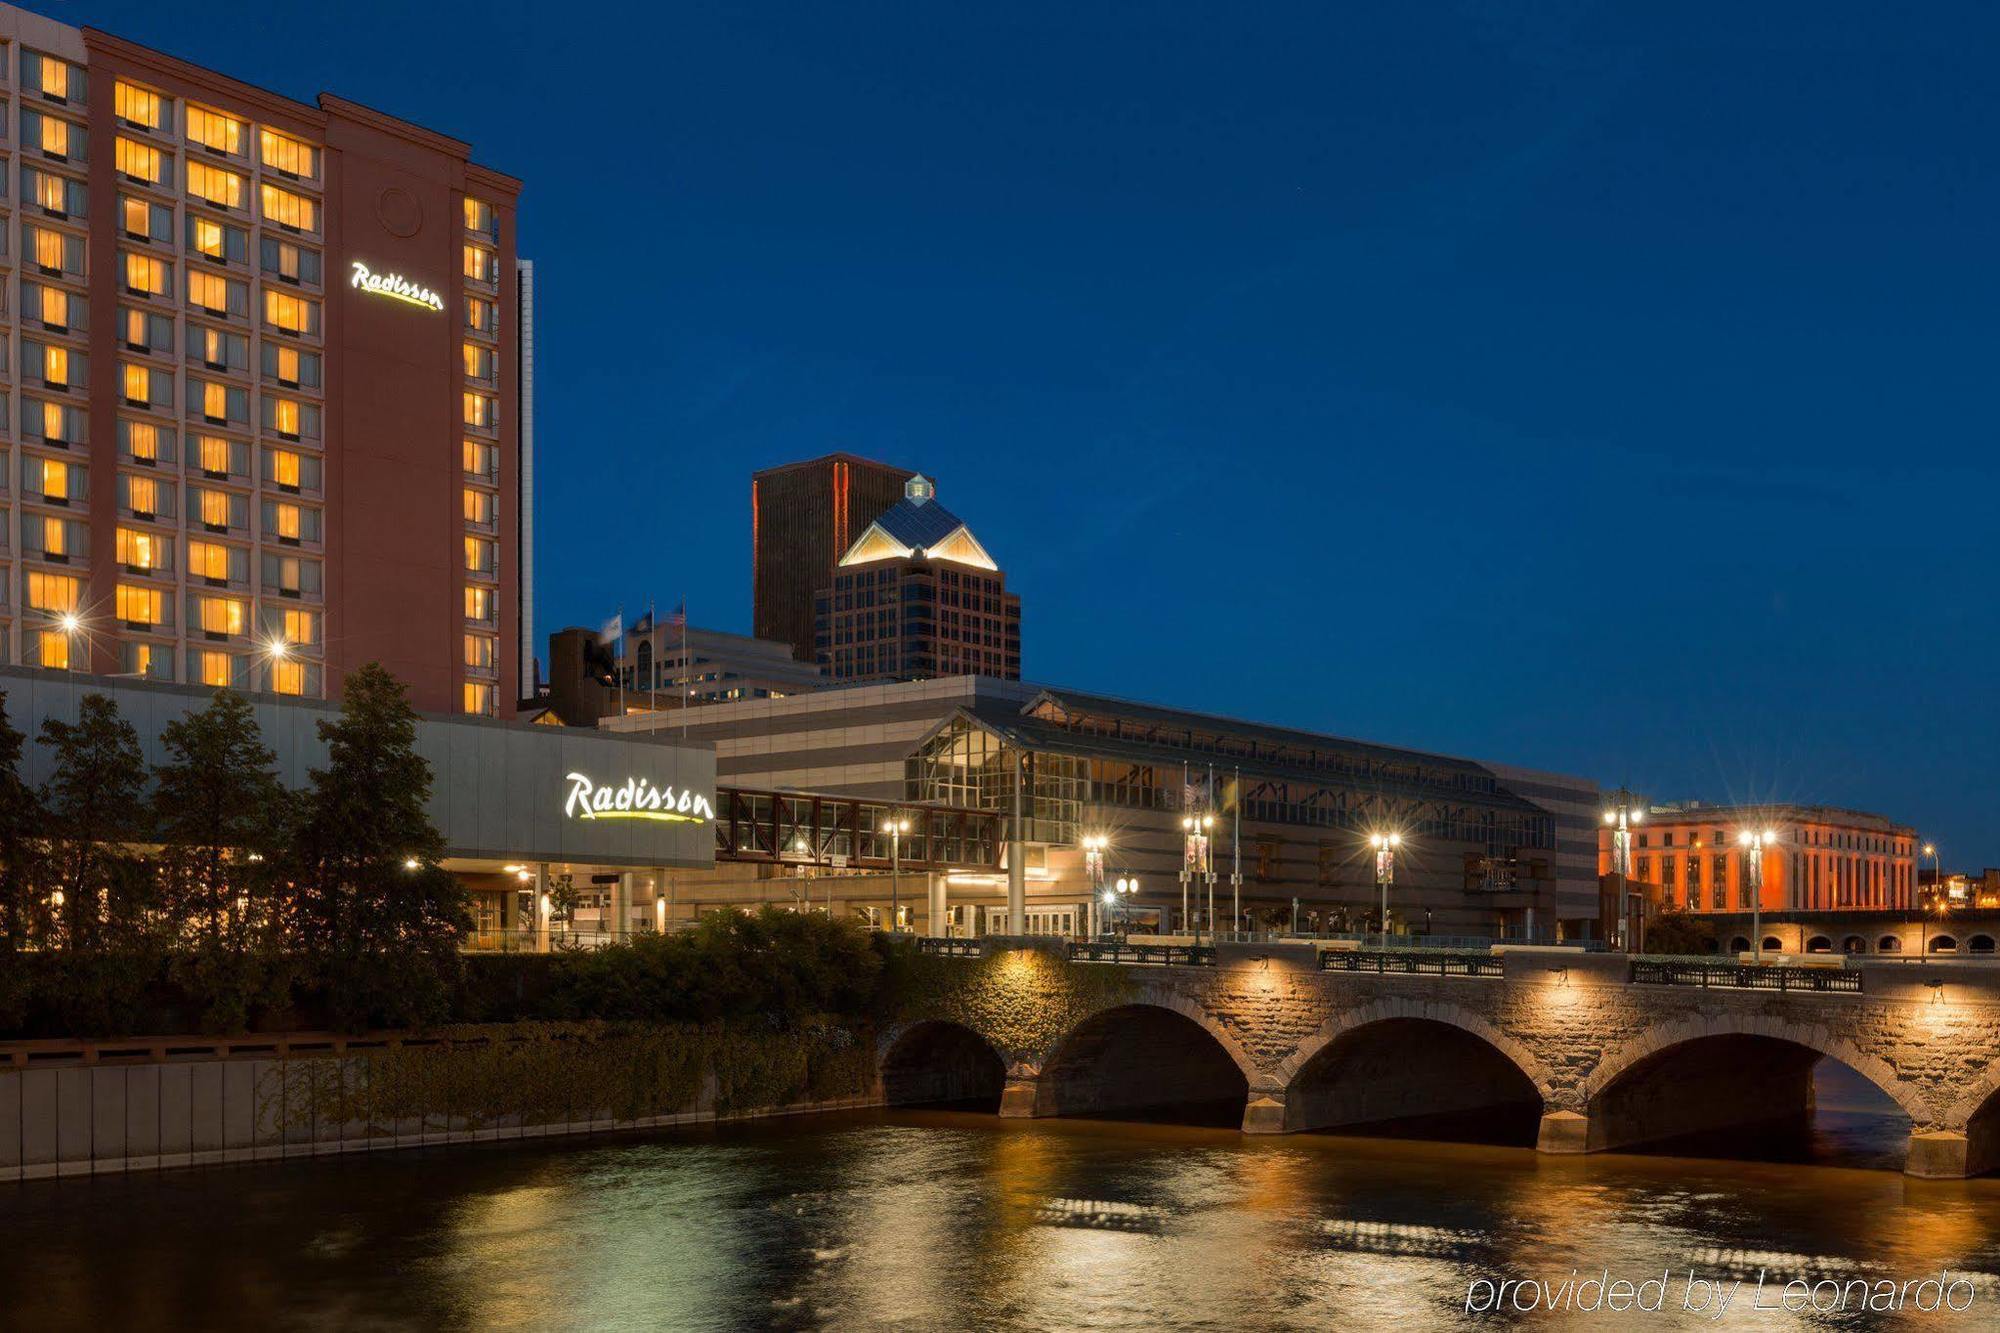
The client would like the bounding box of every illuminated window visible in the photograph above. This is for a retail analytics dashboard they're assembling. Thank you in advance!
[128,422,161,462]
[41,458,71,500]
[463,635,496,670]
[270,398,301,438]
[197,651,234,687]
[464,197,496,235]
[274,502,302,540]
[269,449,302,488]
[186,107,245,156]
[199,436,231,475]
[115,81,162,129]
[282,609,317,645]
[258,129,318,178]
[38,115,69,158]
[464,536,496,575]
[42,345,69,389]
[124,363,152,405]
[27,570,80,613]
[116,585,164,626]
[42,401,66,443]
[116,528,160,570]
[188,540,230,580]
[463,439,498,478]
[127,475,160,516]
[466,296,496,334]
[115,136,164,184]
[198,596,246,636]
[275,346,301,385]
[465,586,496,623]
[39,632,71,671]
[203,328,228,368]
[462,393,496,429]
[463,682,496,716]
[42,517,67,557]
[36,54,72,101]
[264,290,314,335]
[34,170,67,213]
[463,244,496,282]
[202,382,228,422]
[187,161,245,210]
[40,286,68,329]
[37,228,67,271]
[260,183,317,232]
[190,270,235,315]
[463,488,495,526]
[272,658,306,696]
[126,252,168,296]
[200,489,230,528]
[192,216,225,260]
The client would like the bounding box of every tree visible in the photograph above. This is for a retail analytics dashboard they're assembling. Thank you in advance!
[288,663,469,1028]
[153,689,288,948]
[1643,907,1719,957]
[40,693,151,951]
[0,691,46,951]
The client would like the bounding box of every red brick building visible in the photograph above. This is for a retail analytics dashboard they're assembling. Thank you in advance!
[1599,801,1918,914]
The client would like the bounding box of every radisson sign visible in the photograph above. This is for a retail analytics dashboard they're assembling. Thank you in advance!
[349,261,446,312]
[563,773,715,825]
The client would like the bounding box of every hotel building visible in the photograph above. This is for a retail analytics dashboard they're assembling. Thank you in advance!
[0,4,529,716]
[1599,801,1919,914]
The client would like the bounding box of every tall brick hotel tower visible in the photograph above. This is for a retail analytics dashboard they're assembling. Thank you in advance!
[0,3,531,715]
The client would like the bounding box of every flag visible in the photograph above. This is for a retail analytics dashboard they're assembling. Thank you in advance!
[666,599,687,629]
[599,613,623,659]
[632,610,653,634]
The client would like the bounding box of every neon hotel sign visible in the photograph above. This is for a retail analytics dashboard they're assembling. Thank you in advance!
[349,261,445,312]
[564,773,715,825]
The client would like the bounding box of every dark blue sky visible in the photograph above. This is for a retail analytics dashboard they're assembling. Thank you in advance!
[79,1,1998,864]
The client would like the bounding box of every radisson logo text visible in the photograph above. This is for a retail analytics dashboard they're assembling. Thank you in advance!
[349,261,446,312]
[563,773,715,825]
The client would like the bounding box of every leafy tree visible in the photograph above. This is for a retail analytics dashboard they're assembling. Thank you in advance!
[0,691,46,952]
[1643,907,1719,956]
[40,693,151,952]
[289,663,469,1028]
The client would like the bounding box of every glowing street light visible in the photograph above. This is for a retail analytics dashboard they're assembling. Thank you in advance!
[881,815,911,934]
[1113,874,1140,941]
[56,610,84,676]
[1738,827,1776,963]
[1922,843,1941,905]
[1369,831,1402,945]
[1082,835,1108,936]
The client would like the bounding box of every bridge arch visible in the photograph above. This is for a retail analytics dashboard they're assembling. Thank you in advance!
[878,1020,1007,1110]
[1273,1000,1546,1143]
[1031,998,1254,1126]
[1576,1014,1925,1157]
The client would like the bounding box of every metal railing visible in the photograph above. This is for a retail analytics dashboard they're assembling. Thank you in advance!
[913,938,983,958]
[1068,941,1217,967]
[1319,950,1503,977]
[1629,960,1864,993]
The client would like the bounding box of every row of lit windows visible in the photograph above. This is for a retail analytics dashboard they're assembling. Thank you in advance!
[25,564,321,621]
[25,629,317,695]
[112,78,322,182]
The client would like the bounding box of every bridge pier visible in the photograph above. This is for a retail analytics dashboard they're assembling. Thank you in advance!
[1241,1086,1287,1134]
[1905,1130,1973,1179]
[1536,1110,1591,1154]
[997,1066,1042,1118]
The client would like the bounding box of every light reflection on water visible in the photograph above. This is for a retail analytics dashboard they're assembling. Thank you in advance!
[5,1108,2000,1331]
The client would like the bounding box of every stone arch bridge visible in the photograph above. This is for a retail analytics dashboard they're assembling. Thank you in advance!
[881,942,2000,1178]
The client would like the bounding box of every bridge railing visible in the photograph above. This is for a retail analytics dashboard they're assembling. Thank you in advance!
[1319,950,1504,977]
[1629,960,1864,993]
[1068,941,1218,967]
[912,938,984,958]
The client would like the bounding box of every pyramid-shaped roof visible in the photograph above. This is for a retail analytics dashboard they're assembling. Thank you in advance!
[836,475,998,571]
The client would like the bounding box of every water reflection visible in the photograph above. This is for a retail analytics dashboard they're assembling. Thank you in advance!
[5,1106,2000,1331]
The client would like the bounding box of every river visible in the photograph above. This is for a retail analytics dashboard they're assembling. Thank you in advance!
[4,1079,1997,1329]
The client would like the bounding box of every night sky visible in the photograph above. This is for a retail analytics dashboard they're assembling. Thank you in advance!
[74,1,1999,864]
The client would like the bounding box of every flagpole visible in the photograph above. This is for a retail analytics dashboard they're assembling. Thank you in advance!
[649,599,660,733]
[1180,760,1190,937]
[616,603,625,718]
[680,594,690,740]
[1206,763,1216,939]
[1231,764,1241,935]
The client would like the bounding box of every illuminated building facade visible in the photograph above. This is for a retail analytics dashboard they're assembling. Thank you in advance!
[815,474,1021,682]
[1598,801,1918,913]
[0,4,529,715]
[751,453,914,664]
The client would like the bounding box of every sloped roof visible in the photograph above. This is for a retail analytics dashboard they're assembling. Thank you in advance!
[837,488,998,570]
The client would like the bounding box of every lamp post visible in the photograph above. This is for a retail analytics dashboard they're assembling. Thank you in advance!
[1923,900,1948,958]
[1082,835,1107,938]
[1181,814,1213,942]
[1114,875,1138,941]
[1922,843,1940,907]
[1738,827,1774,963]
[1369,832,1401,947]
[1601,789,1644,951]
[881,815,910,933]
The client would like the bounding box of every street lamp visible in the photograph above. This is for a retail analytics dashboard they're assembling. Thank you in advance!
[1082,834,1108,937]
[1738,828,1775,963]
[881,815,911,934]
[1113,874,1139,941]
[1369,832,1401,946]
[1922,843,1941,906]
[1181,814,1213,941]
[1602,789,1645,951]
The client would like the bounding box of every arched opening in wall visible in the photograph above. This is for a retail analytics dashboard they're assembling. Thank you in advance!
[1930,936,1959,955]
[880,1021,1006,1112]
[1842,936,1868,955]
[1034,1005,1248,1127]
[1971,935,1996,956]
[1961,1088,2000,1177]
[1284,1018,1542,1146]
[1878,936,1903,954]
[1762,936,1784,954]
[1588,1034,1911,1170]
[1728,937,1751,955]
[1805,936,1833,954]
